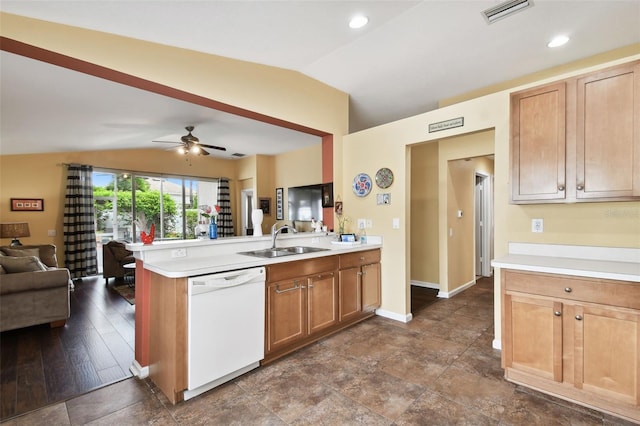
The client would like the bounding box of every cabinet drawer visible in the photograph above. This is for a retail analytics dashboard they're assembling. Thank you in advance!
[267,256,338,283]
[504,270,640,310]
[339,249,381,269]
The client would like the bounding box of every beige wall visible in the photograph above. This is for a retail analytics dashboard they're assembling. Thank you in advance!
[410,142,439,285]
[343,53,640,332]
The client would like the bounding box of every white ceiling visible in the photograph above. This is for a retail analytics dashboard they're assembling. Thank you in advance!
[1,1,639,158]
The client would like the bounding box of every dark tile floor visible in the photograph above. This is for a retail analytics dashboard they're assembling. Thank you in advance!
[2,278,635,425]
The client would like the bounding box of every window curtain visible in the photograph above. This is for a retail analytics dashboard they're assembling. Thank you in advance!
[216,178,234,237]
[64,164,98,279]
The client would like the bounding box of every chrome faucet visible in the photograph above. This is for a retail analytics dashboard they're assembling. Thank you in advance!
[271,223,297,249]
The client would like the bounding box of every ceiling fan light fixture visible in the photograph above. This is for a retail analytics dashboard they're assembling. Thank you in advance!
[349,15,368,29]
[190,145,201,154]
[177,146,186,155]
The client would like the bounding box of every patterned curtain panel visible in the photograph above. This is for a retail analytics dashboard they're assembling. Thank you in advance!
[217,178,235,237]
[64,164,98,279]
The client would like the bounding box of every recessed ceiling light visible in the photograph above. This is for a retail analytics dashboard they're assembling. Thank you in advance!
[548,35,569,48]
[349,15,368,29]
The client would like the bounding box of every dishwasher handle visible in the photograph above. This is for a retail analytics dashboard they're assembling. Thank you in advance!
[191,268,264,291]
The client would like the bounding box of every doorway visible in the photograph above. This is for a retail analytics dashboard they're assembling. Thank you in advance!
[241,189,254,236]
[475,171,493,277]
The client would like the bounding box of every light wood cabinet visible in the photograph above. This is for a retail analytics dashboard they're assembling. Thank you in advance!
[510,60,640,203]
[265,256,339,361]
[339,249,382,318]
[265,249,382,363]
[576,62,640,200]
[511,82,567,202]
[502,269,640,423]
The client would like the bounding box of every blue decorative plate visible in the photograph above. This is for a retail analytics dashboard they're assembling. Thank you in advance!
[352,173,372,197]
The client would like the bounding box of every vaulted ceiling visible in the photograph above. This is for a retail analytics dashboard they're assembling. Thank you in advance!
[1,1,639,158]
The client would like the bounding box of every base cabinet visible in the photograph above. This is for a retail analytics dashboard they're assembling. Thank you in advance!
[264,249,381,363]
[502,270,639,423]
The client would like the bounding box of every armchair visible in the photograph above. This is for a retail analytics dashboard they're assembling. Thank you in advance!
[102,240,134,284]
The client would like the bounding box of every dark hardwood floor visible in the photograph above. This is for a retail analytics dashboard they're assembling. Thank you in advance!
[0,276,134,421]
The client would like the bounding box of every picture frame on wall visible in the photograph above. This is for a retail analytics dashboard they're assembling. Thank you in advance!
[276,188,284,220]
[322,183,334,207]
[11,198,44,211]
[259,197,271,215]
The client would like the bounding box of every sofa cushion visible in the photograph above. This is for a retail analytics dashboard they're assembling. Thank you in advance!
[2,247,40,258]
[0,245,58,267]
[0,255,48,273]
[0,265,5,274]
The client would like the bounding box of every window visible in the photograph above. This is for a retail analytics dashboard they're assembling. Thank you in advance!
[93,169,218,245]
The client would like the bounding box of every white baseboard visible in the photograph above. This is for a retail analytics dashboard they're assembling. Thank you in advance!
[130,360,149,378]
[493,338,502,351]
[437,279,476,299]
[410,280,439,289]
[375,308,413,323]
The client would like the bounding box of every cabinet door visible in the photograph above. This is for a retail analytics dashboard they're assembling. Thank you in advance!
[339,267,361,322]
[307,272,338,334]
[504,293,563,381]
[576,62,640,199]
[511,82,567,202]
[266,279,305,353]
[362,262,381,313]
[573,304,639,405]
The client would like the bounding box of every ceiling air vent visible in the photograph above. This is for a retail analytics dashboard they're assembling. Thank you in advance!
[482,0,533,24]
[231,153,245,158]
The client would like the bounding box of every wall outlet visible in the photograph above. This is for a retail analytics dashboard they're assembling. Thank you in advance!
[366,219,373,228]
[392,218,400,229]
[357,219,366,229]
[532,218,544,233]
[171,248,187,258]
[47,229,57,237]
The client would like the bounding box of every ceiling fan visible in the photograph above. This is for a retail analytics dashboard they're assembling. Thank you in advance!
[153,126,226,156]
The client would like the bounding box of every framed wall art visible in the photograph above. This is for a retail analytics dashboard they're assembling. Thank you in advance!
[11,198,44,212]
[276,188,284,220]
[259,197,271,216]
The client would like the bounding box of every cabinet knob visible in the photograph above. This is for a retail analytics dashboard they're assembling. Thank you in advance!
[564,287,572,293]
[558,184,565,191]
[575,315,583,321]
[554,311,562,317]
[576,184,584,191]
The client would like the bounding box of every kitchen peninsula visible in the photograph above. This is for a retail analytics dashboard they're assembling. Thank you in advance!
[127,232,382,404]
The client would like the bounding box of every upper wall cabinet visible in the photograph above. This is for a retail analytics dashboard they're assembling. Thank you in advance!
[511,60,640,204]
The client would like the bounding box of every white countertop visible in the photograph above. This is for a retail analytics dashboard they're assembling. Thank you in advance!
[492,243,640,282]
[128,233,382,278]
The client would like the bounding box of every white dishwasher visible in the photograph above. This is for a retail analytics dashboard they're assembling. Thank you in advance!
[185,266,265,400]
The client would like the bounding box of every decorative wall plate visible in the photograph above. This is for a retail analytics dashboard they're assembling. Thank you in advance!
[375,167,394,189]
[352,173,372,197]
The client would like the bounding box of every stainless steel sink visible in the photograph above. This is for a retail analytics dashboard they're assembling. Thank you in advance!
[239,246,328,258]
[280,246,328,254]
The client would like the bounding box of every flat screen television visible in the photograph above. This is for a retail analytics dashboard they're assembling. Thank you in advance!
[288,183,332,222]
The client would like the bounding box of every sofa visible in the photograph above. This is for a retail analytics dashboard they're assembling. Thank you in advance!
[0,244,71,332]
[102,240,134,284]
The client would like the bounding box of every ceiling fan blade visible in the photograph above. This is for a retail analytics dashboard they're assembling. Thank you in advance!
[200,148,211,156]
[199,143,227,151]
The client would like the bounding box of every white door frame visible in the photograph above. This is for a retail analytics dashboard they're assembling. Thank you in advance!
[475,171,494,277]
[241,189,254,236]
